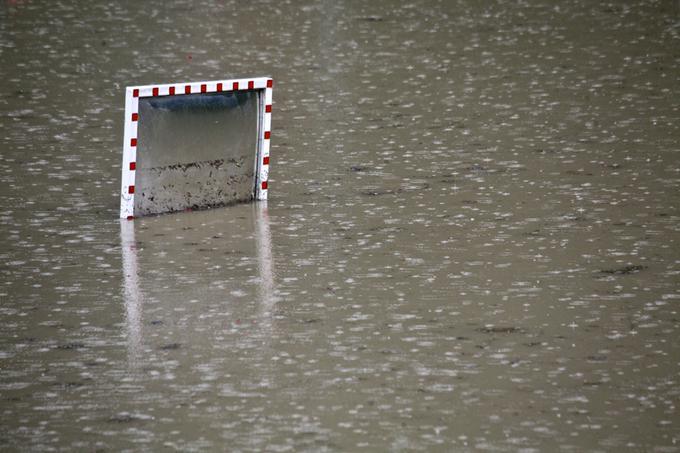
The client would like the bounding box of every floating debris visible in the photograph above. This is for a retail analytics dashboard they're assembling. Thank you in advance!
[356,16,384,22]
[598,265,646,275]
[159,343,181,350]
[55,342,86,350]
[477,326,524,334]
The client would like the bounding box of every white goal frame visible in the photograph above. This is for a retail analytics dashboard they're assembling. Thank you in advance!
[119,77,273,219]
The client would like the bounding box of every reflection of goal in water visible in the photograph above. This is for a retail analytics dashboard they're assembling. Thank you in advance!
[119,202,276,368]
[119,77,273,219]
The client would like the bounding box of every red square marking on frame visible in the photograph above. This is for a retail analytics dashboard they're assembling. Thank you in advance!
[217,83,223,91]
[263,156,270,165]
[131,113,139,121]
[264,131,271,140]
[201,84,207,93]
[233,82,239,90]
[130,138,137,147]
[265,105,272,113]
[248,81,254,89]
[128,185,135,194]
[169,86,176,95]
[261,181,268,190]
[153,87,159,96]
[185,85,191,94]
[133,89,139,97]
[127,215,134,220]
[129,162,136,171]
[267,79,273,88]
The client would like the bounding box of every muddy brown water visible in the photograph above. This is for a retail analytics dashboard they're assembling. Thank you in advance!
[1,0,679,451]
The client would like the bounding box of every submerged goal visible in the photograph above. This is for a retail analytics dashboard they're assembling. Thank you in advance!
[119,77,273,219]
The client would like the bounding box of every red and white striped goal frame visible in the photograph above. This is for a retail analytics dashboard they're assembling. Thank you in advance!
[119,77,273,219]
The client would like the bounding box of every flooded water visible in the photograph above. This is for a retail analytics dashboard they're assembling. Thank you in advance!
[1,0,679,451]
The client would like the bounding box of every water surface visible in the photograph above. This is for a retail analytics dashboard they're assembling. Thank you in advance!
[1,0,679,451]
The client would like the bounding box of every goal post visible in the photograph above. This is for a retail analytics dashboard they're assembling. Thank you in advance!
[119,77,273,219]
